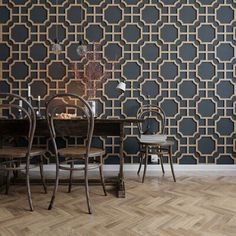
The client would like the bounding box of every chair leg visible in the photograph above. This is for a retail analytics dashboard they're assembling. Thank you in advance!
[26,157,34,211]
[39,156,47,194]
[169,146,176,182]
[142,146,148,183]
[137,152,144,175]
[68,161,74,193]
[159,153,165,175]
[13,162,19,180]
[84,168,92,214]
[99,156,107,196]
[48,162,60,210]
[5,170,11,195]
[13,170,18,179]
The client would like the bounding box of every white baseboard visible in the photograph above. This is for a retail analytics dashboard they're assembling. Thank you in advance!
[109,164,236,172]
[37,164,236,173]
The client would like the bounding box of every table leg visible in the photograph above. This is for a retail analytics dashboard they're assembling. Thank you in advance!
[0,137,4,190]
[117,123,125,198]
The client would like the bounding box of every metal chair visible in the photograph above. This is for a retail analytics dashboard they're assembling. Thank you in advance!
[0,93,47,211]
[137,105,176,183]
[46,93,106,214]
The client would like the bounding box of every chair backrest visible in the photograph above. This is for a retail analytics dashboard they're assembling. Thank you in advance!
[137,105,166,135]
[0,93,36,155]
[46,93,94,159]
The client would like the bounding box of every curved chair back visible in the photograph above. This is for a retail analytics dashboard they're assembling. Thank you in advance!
[0,93,36,156]
[46,93,94,162]
[137,105,166,135]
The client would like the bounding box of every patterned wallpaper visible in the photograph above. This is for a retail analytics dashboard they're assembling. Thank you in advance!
[0,0,236,164]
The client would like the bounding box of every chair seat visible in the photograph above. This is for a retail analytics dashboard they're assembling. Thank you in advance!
[139,134,174,146]
[0,147,45,158]
[59,147,105,158]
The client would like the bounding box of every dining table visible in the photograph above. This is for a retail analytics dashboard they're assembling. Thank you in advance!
[0,118,141,198]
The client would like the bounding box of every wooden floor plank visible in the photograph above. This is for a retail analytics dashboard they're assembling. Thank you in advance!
[0,173,236,236]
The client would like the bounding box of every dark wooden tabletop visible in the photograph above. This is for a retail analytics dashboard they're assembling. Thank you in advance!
[0,118,142,137]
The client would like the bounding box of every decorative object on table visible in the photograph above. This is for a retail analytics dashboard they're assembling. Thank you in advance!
[36,96,43,119]
[18,100,23,119]
[27,85,32,115]
[55,112,77,119]
[27,85,31,103]
[51,0,62,55]
[72,43,109,117]
[88,100,97,117]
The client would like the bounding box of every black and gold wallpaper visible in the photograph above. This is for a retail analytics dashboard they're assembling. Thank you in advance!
[0,0,236,164]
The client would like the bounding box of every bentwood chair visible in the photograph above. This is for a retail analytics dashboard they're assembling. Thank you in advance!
[0,93,47,211]
[46,93,106,214]
[137,105,176,183]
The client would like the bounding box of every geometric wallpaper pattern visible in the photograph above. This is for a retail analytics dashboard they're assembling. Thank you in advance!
[0,0,235,164]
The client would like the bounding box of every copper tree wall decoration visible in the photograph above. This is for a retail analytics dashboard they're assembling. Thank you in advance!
[72,43,108,99]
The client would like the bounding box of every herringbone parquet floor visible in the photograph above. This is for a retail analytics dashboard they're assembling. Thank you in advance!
[1,172,236,236]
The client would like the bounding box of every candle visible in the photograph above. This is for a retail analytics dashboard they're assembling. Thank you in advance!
[37,95,41,116]
[18,100,23,119]
[28,85,31,97]
[19,100,22,115]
